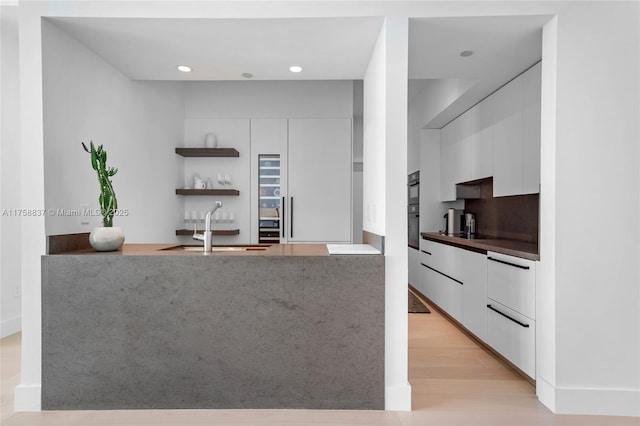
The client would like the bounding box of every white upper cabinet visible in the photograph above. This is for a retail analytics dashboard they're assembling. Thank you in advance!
[493,63,541,197]
[469,99,493,181]
[440,110,471,201]
[521,62,542,195]
[439,62,541,199]
[492,75,524,197]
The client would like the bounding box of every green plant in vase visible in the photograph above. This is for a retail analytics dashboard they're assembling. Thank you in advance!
[82,141,125,251]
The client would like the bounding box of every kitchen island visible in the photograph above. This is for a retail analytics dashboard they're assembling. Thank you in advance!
[41,243,384,410]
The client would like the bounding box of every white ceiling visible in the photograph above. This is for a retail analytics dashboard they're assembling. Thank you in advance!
[47,17,385,80]
[409,15,548,127]
[47,14,548,126]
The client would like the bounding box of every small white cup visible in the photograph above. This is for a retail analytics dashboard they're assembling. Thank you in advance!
[194,181,206,190]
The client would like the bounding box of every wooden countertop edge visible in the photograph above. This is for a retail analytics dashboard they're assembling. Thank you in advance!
[421,232,540,261]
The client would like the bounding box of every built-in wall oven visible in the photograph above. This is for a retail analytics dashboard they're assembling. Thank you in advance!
[408,171,420,249]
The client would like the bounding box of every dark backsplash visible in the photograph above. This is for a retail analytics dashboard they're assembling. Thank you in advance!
[464,178,539,244]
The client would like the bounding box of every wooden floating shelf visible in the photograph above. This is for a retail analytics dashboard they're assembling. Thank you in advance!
[176,229,240,236]
[176,189,240,196]
[175,148,240,157]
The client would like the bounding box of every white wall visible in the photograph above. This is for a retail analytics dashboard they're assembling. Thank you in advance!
[183,80,353,118]
[0,5,22,338]
[41,20,185,243]
[364,17,411,411]
[363,25,387,236]
[536,15,558,412]
[182,118,250,244]
[551,3,639,415]
[352,80,364,244]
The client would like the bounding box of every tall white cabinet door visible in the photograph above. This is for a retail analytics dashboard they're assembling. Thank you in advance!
[521,62,541,195]
[492,76,523,197]
[288,118,352,243]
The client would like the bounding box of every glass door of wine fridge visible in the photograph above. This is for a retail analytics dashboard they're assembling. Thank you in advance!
[258,155,281,243]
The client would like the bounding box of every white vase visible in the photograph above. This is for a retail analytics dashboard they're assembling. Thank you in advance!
[205,133,217,148]
[89,226,125,252]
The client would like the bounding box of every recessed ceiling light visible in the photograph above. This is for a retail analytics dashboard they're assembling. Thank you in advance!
[460,50,474,58]
[177,65,192,73]
[289,65,303,73]
[242,72,254,79]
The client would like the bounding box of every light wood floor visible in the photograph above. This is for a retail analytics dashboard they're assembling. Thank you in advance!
[2,307,638,426]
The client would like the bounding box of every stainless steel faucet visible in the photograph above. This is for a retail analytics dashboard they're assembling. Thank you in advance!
[193,201,223,253]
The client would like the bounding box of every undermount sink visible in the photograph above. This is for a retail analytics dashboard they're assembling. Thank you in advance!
[162,245,270,252]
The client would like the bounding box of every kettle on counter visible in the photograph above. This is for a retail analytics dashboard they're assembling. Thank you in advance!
[443,208,464,236]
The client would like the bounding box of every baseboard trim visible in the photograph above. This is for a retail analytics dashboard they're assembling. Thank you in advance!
[14,383,41,411]
[385,382,412,411]
[536,375,556,412]
[0,315,21,339]
[555,386,640,417]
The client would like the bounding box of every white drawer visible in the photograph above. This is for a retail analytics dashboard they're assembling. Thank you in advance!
[486,299,536,379]
[419,238,461,281]
[421,262,462,321]
[487,251,536,319]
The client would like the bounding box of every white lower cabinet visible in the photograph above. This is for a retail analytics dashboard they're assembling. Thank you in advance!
[486,251,536,379]
[461,250,487,341]
[487,251,536,319]
[419,238,537,380]
[408,247,420,287]
[486,299,536,379]
[419,238,461,281]
[421,262,462,321]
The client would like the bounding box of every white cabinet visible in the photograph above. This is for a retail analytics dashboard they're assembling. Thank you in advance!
[521,62,542,195]
[420,238,461,282]
[469,101,493,181]
[492,76,523,197]
[486,250,536,379]
[461,249,488,341]
[420,239,538,379]
[439,125,457,202]
[288,118,352,243]
[440,112,471,201]
[419,239,481,325]
[440,62,541,199]
[487,251,536,320]
[250,118,352,244]
[493,63,541,197]
[408,247,420,287]
[420,262,463,321]
[486,300,536,378]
